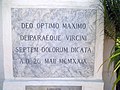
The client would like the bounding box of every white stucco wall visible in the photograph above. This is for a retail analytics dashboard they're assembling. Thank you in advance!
[103,38,116,90]
[0,0,4,90]
[0,0,116,90]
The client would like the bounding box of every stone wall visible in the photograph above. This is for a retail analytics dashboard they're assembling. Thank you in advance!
[0,0,4,90]
[0,0,116,90]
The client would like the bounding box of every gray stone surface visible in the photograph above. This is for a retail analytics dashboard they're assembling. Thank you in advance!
[12,8,96,78]
[26,86,82,90]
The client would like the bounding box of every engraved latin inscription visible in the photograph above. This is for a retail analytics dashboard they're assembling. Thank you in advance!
[12,8,96,78]
[26,86,82,90]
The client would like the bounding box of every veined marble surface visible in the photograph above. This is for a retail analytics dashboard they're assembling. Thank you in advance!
[12,8,96,78]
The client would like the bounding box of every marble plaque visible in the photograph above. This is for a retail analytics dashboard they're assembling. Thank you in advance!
[12,8,96,78]
[26,86,82,90]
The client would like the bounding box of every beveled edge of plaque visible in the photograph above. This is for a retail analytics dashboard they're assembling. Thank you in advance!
[2,1,104,80]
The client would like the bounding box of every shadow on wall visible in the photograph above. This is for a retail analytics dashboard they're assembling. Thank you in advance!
[103,38,116,90]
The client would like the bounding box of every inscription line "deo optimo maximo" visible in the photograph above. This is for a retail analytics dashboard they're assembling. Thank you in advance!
[21,23,86,29]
